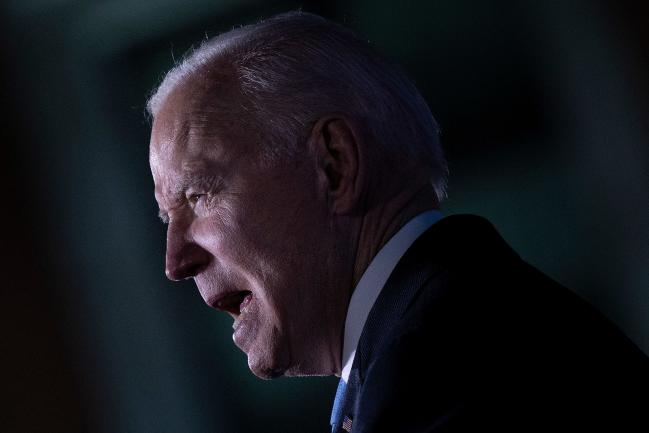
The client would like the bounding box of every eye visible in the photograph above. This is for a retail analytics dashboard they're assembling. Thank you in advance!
[187,193,205,206]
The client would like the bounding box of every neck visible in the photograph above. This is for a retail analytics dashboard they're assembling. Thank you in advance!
[351,184,440,288]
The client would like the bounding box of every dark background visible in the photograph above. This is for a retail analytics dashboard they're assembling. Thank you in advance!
[2,1,648,432]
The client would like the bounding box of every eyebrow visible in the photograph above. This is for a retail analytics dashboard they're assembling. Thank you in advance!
[156,169,222,224]
[155,172,197,224]
[158,209,170,224]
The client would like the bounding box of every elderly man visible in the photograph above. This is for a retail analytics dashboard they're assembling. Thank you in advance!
[148,11,648,433]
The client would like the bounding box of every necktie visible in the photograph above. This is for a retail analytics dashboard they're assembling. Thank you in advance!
[330,378,347,432]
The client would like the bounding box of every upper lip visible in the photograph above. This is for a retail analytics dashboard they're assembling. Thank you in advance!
[208,290,252,316]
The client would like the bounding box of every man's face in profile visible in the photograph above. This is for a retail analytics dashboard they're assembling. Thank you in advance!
[149,81,348,378]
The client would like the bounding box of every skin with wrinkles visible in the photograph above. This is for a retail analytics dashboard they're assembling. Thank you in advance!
[150,75,357,378]
[149,69,440,379]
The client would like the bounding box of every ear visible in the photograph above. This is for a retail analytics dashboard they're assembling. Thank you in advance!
[309,114,366,214]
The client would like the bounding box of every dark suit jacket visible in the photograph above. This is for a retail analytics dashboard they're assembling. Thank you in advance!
[332,214,649,433]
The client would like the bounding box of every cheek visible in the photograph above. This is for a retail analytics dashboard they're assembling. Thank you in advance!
[194,200,285,302]
[193,196,240,252]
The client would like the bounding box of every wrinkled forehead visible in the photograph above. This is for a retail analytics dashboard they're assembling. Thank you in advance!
[149,76,244,172]
[150,108,222,164]
[149,110,230,205]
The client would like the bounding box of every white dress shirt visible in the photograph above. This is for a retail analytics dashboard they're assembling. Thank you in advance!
[340,209,443,382]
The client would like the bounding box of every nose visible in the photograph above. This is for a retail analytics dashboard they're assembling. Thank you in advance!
[165,218,211,281]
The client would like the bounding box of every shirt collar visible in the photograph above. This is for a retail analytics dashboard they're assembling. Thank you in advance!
[340,209,443,381]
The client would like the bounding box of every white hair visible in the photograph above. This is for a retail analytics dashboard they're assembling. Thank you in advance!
[147,11,448,201]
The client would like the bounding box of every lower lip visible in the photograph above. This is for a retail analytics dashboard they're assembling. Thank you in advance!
[233,318,251,350]
[233,294,254,349]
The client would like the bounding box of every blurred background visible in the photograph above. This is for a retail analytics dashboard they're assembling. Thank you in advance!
[2,0,647,432]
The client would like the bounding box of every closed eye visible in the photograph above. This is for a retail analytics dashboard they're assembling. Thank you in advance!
[187,193,206,206]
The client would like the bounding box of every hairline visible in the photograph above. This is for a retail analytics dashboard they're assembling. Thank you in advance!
[146,11,449,200]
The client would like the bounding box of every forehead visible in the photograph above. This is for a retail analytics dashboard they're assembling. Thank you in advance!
[151,78,232,155]
[152,65,249,146]
[149,81,252,196]
[150,108,225,168]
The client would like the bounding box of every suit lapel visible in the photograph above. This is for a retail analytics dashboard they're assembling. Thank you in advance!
[335,220,448,432]
[354,223,448,381]
[335,215,520,431]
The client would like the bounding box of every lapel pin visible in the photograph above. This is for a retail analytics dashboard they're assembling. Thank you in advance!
[342,415,353,432]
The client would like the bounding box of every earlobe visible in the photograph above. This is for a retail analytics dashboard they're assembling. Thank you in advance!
[309,114,365,215]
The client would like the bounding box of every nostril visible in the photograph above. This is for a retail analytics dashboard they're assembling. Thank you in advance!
[165,245,211,281]
[165,257,191,281]
[181,261,208,280]
[165,262,200,281]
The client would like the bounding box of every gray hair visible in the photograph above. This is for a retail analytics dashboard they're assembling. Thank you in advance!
[147,11,448,201]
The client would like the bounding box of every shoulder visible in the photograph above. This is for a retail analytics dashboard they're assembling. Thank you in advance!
[352,215,649,432]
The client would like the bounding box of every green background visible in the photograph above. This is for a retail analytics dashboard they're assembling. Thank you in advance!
[2,1,648,432]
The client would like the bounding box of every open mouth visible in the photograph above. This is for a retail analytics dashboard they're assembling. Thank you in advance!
[213,290,252,316]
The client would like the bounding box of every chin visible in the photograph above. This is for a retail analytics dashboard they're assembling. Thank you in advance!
[247,353,288,380]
